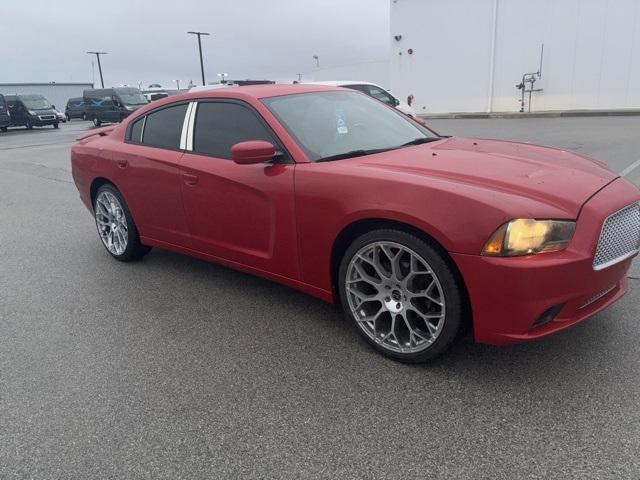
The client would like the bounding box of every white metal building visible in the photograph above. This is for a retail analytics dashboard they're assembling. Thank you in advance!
[390,0,640,113]
[0,83,93,112]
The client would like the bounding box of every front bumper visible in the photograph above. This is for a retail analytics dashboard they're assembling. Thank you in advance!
[452,178,640,345]
[33,115,58,126]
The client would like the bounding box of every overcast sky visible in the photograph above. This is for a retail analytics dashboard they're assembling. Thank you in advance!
[1,0,389,88]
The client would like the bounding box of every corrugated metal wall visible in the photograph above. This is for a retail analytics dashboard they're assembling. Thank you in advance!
[0,83,93,111]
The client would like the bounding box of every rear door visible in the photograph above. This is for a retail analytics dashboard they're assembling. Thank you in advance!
[0,95,10,127]
[114,103,191,246]
[7,98,26,126]
[179,100,299,279]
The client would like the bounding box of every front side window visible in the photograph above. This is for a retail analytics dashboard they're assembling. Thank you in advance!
[193,102,276,159]
[141,104,188,149]
[263,91,436,162]
[366,86,396,106]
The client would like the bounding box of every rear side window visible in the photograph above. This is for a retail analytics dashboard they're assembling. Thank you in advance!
[128,117,145,143]
[141,104,188,149]
[193,102,275,159]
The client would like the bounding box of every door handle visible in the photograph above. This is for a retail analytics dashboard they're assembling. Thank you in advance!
[182,173,199,186]
[116,158,128,168]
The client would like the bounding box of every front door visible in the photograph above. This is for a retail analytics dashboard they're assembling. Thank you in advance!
[179,100,299,280]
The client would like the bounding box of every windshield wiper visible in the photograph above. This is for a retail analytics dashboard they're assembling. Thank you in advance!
[400,137,442,147]
[316,148,392,163]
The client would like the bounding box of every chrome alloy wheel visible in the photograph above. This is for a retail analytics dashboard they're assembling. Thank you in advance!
[345,241,446,354]
[95,191,129,256]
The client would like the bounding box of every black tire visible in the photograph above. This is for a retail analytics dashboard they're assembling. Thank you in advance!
[338,229,465,363]
[94,184,151,262]
[53,123,59,129]
[25,119,33,130]
[92,116,101,127]
[66,113,71,121]
[0,126,7,132]
[82,112,87,121]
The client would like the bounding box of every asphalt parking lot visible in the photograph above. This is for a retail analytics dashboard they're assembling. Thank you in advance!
[1,117,639,479]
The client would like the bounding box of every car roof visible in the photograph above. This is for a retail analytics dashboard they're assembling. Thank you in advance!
[307,80,379,87]
[177,83,345,101]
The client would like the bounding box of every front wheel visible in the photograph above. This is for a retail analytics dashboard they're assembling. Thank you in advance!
[339,229,465,363]
[0,126,7,132]
[53,123,59,129]
[94,184,151,262]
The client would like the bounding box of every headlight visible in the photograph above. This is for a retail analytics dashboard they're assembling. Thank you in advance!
[482,219,576,256]
[28,110,37,115]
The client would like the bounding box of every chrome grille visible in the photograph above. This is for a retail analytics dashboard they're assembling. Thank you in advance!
[593,202,640,270]
[580,285,616,309]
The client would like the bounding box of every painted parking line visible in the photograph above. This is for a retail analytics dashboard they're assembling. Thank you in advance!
[620,158,640,178]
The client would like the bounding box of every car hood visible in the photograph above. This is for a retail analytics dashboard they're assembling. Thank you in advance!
[395,103,416,117]
[358,137,617,218]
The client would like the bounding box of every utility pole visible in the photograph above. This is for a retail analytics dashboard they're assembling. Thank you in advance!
[87,51,108,88]
[187,31,210,86]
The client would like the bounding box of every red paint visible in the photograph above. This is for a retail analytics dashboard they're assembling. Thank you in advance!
[71,84,640,345]
[231,140,277,164]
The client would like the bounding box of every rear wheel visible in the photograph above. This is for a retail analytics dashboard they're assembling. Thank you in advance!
[0,126,7,132]
[92,116,101,127]
[53,123,59,129]
[339,229,464,363]
[94,184,151,262]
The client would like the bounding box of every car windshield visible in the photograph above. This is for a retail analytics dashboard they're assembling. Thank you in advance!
[263,91,437,162]
[117,91,148,106]
[20,95,51,110]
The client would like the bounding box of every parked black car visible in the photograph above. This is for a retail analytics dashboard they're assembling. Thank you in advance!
[65,97,86,121]
[0,94,10,132]
[5,94,59,129]
[83,88,147,126]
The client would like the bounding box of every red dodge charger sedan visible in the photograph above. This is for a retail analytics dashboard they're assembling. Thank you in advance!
[71,84,640,362]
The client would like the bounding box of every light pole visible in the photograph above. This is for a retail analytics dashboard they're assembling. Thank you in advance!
[87,51,107,88]
[187,31,210,86]
[217,72,228,84]
[313,55,319,68]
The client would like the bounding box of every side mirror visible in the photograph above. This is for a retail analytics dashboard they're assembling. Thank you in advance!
[51,105,56,110]
[393,98,400,106]
[231,140,276,164]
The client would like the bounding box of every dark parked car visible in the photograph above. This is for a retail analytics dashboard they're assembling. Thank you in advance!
[65,97,86,121]
[83,88,147,127]
[0,94,10,132]
[5,94,59,129]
